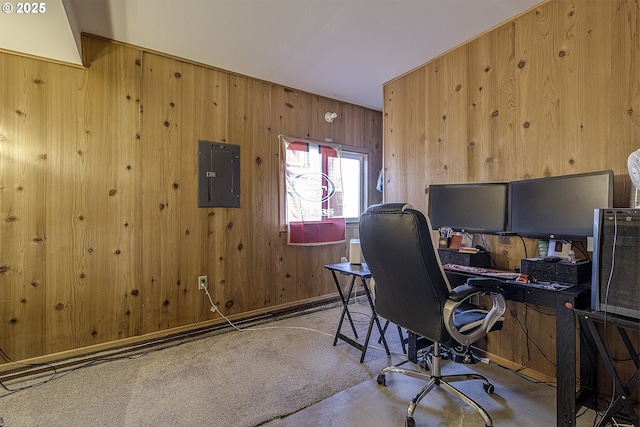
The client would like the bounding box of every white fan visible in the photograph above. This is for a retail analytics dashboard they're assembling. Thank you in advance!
[628,149,640,207]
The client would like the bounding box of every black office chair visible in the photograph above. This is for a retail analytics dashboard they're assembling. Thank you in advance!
[359,203,506,427]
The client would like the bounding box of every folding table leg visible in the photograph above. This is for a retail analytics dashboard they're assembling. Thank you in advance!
[332,272,358,346]
[360,276,390,362]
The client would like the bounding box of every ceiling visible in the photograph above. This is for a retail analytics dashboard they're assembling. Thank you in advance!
[0,0,543,111]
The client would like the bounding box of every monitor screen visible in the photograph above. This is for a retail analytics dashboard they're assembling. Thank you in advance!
[508,170,614,239]
[428,183,509,233]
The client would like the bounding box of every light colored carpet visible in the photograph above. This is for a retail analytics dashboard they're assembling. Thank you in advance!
[0,302,406,427]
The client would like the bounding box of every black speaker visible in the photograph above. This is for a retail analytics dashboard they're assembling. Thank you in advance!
[437,249,490,267]
[521,258,591,285]
[592,209,640,319]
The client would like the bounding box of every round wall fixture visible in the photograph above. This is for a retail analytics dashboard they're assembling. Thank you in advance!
[325,112,337,123]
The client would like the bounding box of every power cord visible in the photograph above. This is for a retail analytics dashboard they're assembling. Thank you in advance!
[1,284,403,402]
[0,288,326,398]
[573,240,591,261]
[202,286,333,336]
[464,232,499,267]
[202,286,406,357]
[505,301,557,372]
[505,302,531,372]
[594,211,619,427]
[0,347,58,396]
[0,329,205,399]
[517,234,529,259]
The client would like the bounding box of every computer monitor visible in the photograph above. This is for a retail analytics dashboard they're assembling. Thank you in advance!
[508,170,614,239]
[428,183,509,233]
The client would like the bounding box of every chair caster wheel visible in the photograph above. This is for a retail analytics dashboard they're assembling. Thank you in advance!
[483,382,495,394]
[377,374,386,386]
[405,416,416,427]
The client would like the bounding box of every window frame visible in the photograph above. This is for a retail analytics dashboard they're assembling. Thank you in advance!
[279,143,370,231]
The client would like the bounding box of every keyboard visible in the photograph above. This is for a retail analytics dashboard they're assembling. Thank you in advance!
[511,280,571,291]
[442,263,520,280]
[443,263,572,291]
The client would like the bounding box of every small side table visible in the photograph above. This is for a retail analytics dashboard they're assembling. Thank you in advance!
[325,262,390,362]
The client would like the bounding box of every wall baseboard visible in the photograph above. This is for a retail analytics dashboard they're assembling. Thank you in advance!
[0,294,341,383]
[474,348,557,385]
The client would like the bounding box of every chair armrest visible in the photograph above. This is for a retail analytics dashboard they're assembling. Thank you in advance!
[449,278,504,302]
[465,277,504,294]
[445,278,507,346]
[448,284,479,302]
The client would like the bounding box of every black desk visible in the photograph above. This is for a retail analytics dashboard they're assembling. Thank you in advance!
[445,271,591,427]
[575,309,640,426]
[325,262,390,362]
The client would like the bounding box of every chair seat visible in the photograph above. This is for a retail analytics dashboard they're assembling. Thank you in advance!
[454,304,503,334]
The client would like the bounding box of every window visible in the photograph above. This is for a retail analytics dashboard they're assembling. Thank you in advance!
[340,149,368,223]
[282,143,368,225]
[279,135,370,244]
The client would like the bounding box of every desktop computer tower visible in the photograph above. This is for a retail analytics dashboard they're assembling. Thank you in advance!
[592,209,640,319]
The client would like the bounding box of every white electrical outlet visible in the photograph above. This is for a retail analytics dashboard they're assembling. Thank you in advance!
[198,275,208,290]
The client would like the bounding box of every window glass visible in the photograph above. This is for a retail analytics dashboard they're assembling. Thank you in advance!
[280,137,369,228]
[340,151,368,221]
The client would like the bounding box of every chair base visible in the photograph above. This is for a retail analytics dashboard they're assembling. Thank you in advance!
[377,345,495,427]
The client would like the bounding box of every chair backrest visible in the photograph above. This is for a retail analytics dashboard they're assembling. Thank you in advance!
[359,203,452,343]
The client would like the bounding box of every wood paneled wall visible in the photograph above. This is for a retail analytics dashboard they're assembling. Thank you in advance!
[0,34,382,363]
[383,0,639,400]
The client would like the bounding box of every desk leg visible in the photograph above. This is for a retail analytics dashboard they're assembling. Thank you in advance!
[576,316,598,412]
[556,300,577,426]
[331,271,358,343]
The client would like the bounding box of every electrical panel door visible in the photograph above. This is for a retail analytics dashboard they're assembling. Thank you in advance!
[197,140,240,208]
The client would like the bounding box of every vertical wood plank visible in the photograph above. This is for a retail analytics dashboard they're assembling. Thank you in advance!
[270,87,310,304]
[79,37,143,347]
[383,67,426,205]
[226,75,273,313]
[0,55,50,357]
